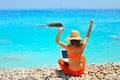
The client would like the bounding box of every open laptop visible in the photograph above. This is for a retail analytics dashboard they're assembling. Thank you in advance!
[61,49,69,63]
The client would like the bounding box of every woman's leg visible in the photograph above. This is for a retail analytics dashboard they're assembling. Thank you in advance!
[58,57,86,76]
[58,59,70,74]
[81,56,86,73]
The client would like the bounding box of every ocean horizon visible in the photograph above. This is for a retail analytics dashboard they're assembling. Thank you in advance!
[0,9,120,68]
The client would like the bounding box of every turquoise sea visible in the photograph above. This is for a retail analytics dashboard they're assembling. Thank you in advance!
[0,9,120,68]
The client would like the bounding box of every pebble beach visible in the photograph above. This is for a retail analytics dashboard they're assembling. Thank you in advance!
[0,63,120,80]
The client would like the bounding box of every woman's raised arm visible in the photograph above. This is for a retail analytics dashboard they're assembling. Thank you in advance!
[55,28,68,49]
[82,20,93,47]
[86,20,93,38]
[56,28,64,43]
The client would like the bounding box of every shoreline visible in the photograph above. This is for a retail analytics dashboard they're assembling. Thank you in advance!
[0,62,120,80]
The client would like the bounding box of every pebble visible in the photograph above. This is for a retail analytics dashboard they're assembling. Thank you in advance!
[0,77,3,80]
[49,78,62,80]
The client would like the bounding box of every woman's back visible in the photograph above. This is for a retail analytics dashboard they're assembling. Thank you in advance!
[67,45,84,71]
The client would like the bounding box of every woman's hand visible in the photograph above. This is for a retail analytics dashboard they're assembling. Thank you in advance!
[90,20,93,25]
[59,28,64,33]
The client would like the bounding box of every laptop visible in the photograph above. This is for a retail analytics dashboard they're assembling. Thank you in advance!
[61,49,69,63]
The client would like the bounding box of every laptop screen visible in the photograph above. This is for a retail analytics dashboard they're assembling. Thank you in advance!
[61,50,68,58]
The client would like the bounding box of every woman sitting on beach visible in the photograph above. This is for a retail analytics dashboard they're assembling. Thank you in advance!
[55,20,93,76]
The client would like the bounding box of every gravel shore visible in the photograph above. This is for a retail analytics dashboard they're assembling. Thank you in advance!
[0,63,120,80]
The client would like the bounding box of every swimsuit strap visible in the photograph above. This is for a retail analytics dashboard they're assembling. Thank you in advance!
[68,54,81,59]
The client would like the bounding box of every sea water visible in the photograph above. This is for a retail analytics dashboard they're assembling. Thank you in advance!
[0,9,120,68]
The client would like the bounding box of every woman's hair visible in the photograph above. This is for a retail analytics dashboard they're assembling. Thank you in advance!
[69,40,82,48]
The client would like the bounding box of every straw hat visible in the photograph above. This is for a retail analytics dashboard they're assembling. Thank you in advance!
[66,30,82,42]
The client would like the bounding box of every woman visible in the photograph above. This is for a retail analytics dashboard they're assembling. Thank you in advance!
[55,20,93,76]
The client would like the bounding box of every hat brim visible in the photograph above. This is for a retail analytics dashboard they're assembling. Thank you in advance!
[66,37,82,42]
